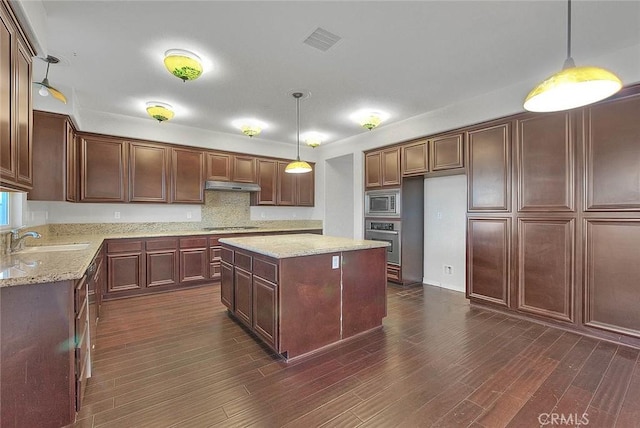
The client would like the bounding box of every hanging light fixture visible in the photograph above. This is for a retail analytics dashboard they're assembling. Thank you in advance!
[33,56,67,104]
[351,110,389,130]
[164,49,203,82]
[146,102,174,122]
[232,119,267,137]
[524,0,622,112]
[285,92,312,174]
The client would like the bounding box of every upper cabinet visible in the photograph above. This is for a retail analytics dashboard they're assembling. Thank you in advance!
[0,2,34,191]
[29,111,74,201]
[171,147,204,204]
[205,152,232,181]
[254,158,277,205]
[401,140,428,176]
[129,142,170,203]
[232,155,256,183]
[79,135,128,202]
[429,132,464,172]
[365,147,400,189]
[254,159,315,207]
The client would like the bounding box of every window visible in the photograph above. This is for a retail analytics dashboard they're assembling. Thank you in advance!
[0,192,8,227]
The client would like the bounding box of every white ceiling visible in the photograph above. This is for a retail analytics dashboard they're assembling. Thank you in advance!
[28,0,640,147]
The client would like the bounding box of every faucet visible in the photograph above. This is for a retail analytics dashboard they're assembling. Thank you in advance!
[9,228,41,253]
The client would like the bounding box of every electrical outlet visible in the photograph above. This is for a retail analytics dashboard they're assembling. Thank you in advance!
[437,211,443,220]
[186,211,192,219]
[443,265,453,275]
[114,211,121,219]
[332,255,340,269]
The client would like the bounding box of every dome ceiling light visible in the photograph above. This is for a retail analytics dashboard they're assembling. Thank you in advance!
[232,119,267,138]
[146,101,174,122]
[164,49,203,82]
[351,110,389,131]
[524,0,622,112]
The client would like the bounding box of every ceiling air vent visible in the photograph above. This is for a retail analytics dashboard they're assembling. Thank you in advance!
[303,27,341,52]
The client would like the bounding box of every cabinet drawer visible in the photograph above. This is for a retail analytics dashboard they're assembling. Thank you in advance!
[74,277,87,313]
[107,240,143,253]
[221,248,234,263]
[253,258,278,283]
[209,236,220,246]
[146,238,178,251]
[387,264,401,282]
[235,251,252,271]
[210,246,222,262]
[179,237,208,249]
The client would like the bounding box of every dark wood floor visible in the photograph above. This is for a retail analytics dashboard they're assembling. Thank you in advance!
[72,284,640,428]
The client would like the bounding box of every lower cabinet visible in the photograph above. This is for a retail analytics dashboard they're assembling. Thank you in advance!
[221,259,234,310]
[179,237,208,283]
[106,239,144,294]
[234,266,253,326]
[146,238,178,287]
[252,276,277,347]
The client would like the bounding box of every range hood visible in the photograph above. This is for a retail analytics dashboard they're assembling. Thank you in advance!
[204,180,261,192]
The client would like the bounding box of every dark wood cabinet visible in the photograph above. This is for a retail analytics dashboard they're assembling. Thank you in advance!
[517,112,574,212]
[232,155,256,183]
[255,158,277,205]
[29,111,69,201]
[171,147,204,204]
[80,135,128,202]
[209,236,222,281]
[221,261,234,310]
[252,276,277,347]
[275,160,315,206]
[467,122,512,212]
[0,1,34,192]
[585,95,640,211]
[205,152,232,181]
[277,161,296,206]
[365,147,400,189]
[430,133,464,172]
[145,238,178,287]
[129,142,170,202]
[234,266,253,327]
[106,240,144,294]
[66,121,78,201]
[467,217,510,307]
[179,237,208,283]
[401,140,428,176]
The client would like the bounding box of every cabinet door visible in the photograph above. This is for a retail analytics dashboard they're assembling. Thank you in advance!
[66,121,78,202]
[232,155,256,183]
[234,267,252,326]
[107,253,143,293]
[252,276,277,348]
[430,133,464,172]
[205,152,232,181]
[171,147,204,203]
[381,148,401,186]
[255,158,277,205]
[129,142,169,202]
[467,122,512,211]
[0,7,15,184]
[277,161,296,205]
[296,169,314,206]
[30,111,66,201]
[15,40,32,189]
[221,261,234,309]
[210,246,222,280]
[402,140,428,176]
[517,113,574,212]
[80,136,128,202]
[467,217,511,307]
[179,236,209,283]
[365,152,382,188]
[146,237,178,287]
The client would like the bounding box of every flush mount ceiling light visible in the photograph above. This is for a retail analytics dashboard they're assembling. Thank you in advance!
[524,0,622,112]
[164,49,203,82]
[33,55,67,104]
[146,102,174,122]
[285,92,312,174]
[302,131,326,149]
[351,110,389,130]
[232,119,267,138]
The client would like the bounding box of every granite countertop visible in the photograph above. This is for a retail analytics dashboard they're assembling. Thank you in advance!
[0,226,322,288]
[219,234,390,259]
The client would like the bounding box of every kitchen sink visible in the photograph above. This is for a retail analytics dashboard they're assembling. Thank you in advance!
[18,243,91,253]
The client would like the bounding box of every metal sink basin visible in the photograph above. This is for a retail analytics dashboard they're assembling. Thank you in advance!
[18,243,91,253]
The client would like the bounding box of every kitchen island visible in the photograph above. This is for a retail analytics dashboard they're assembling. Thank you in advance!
[219,234,389,360]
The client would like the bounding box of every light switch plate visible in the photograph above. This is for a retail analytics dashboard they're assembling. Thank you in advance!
[332,255,340,269]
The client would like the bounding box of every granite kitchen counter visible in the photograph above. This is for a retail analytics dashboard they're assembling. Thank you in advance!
[0,226,322,288]
[219,233,389,259]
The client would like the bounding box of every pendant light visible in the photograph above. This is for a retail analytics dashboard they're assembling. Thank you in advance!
[33,56,67,104]
[285,92,312,174]
[524,0,622,112]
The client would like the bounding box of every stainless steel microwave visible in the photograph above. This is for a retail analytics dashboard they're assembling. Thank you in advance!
[365,189,400,217]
